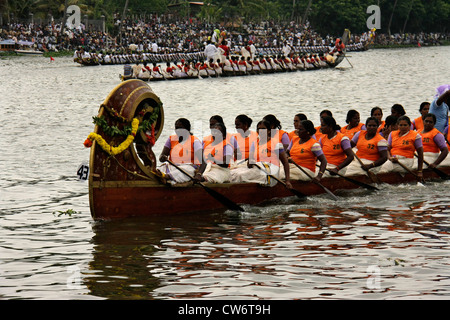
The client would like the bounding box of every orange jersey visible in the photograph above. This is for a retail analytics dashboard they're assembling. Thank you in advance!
[252,138,283,165]
[377,120,385,134]
[389,130,422,158]
[203,138,232,165]
[354,131,388,161]
[169,134,202,164]
[288,130,297,141]
[231,130,258,160]
[421,128,441,153]
[320,132,351,166]
[413,117,424,132]
[314,126,326,141]
[272,129,289,145]
[340,123,365,139]
[289,136,322,172]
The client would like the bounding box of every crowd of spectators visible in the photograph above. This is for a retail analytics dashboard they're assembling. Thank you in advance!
[1,14,448,54]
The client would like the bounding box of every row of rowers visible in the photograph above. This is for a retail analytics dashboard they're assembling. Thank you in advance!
[129,54,330,80]
[157,107,450,188]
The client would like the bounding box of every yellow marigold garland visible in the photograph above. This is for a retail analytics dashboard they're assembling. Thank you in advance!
[84,118,139,155]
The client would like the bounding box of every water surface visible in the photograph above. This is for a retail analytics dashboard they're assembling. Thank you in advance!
[0,46,449,300]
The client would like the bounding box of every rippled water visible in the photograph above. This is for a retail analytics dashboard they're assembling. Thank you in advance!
[1,47,449,300]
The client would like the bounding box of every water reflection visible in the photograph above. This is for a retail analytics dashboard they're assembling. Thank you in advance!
[84,185,450,299]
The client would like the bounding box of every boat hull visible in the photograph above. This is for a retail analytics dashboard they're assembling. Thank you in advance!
[89,167,450,220]
[15,50,43,55]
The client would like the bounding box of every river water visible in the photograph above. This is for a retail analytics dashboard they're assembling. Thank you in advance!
[0,47,449,301]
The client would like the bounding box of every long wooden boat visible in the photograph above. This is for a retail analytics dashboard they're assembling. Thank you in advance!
[86,79,450,221]
[120,51,346,83]
[76,30,360,67]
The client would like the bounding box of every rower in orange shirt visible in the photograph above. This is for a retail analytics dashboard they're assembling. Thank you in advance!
[347,117,388,176]
[384,115,424,180]
[319,116,354,176]
[231,120,291,188]
[198,122,233,183]
[411,102,430,132]
[158,118,204,184]
[420,113,448,169]
[340,109,366,139]
[286,120,327,182]
[315,110,333,141]
[229,114,258,163]
[370,107,385,134]
[288,113,307,141]
[263,114,290,151]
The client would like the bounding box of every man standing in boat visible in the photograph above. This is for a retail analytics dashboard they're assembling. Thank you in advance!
[429,84,450,133]
[204,40,218,63]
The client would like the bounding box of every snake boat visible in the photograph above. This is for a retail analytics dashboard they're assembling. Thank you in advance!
[84,79,450,220]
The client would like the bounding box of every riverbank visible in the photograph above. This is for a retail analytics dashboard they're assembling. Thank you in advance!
[371,41,450,49]
[0,50,73,57]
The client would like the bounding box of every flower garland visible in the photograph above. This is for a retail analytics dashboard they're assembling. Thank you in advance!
[84,118,139,155]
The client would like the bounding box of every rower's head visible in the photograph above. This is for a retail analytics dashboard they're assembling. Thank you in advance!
[320,116,340,134]
[365,117,380,134]
[419,102,430,117]
[391,104,406,118]
[346,109,360,126]
[257,120,272,139]
[263,114,282,130]
[370,107,383,122]
[174,118,191,139]
[319,109,333,120]
[423,113,436,132]
[235,114,253,132]
[384,115,398,134]
[397,115,411,134]
[210,122,227,142]
[298,120,316,138]
[209,115,224,129]
[293,113,307,129]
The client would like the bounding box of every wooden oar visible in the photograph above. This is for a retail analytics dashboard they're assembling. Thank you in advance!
[414,153,449,180]
[254,164,307,200]
[318,165,379,191]
[290,160,338,201]
[343,54,354,68]
[353,152,381,183]
[167,160,244,211]
[394,159,425,184]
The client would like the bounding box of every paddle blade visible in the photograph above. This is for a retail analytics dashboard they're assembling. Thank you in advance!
[288,188,307,200]
[201,185,244,211]
[367,171,381,184]
[431,168,450,180]
[320,185,339,201]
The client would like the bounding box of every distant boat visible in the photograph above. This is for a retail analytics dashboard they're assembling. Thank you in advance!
[14,49,44,55]
[14,40,44,55]
[0,39,16,52]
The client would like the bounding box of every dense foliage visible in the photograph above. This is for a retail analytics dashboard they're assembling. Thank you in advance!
[2,0,449,34]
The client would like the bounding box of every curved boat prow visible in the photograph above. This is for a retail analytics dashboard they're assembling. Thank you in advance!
[86,80,165,219]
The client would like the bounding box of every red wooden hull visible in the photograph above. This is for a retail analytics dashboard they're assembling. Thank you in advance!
[89,167,450,220]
